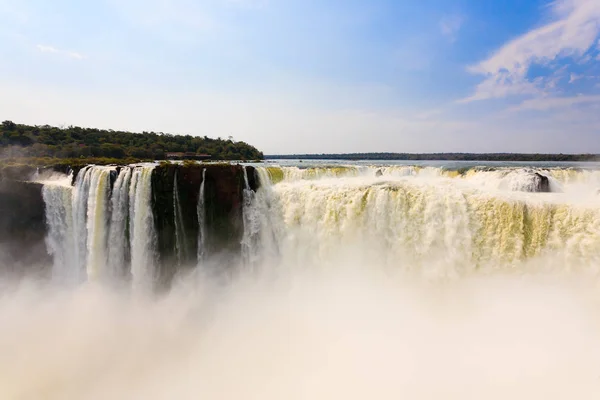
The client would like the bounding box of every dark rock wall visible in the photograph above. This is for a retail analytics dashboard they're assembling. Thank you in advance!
[533,173,550,193]
[152,163,256,281]
[0,180,50,275]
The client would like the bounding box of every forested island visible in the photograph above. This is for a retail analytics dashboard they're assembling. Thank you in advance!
[0,120,263,163]
[267,153,600,162]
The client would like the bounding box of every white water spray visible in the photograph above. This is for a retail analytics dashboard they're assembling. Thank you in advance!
[108,167,132,278]
[85,167,114,280]
[21,162,600,398]
[41,174,76,283]
[197,168,207,265]
[129,165,157,289]
[71,166,92,280]
[250,166,600,274]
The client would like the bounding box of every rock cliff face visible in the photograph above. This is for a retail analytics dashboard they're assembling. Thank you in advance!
[0,162,258,277]
[0,180,50,275]
[533,172,550,193]
[152,163,257,281]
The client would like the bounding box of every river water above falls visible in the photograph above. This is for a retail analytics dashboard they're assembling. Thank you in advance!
[2,160,600,398]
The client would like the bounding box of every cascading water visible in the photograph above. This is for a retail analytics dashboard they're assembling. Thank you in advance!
[18,162,600,398]
[85,166,114,280]
[41,174,76,283]
[72,166,92,279]
[197,168,207,266]
[241,166,260,268]
[246,167,281,264]
[107,167,132,278]
[129,165,157,289]
[40,164,157,286]
[264,165,598,194]
[173,170,189,266]
[40,163,600,280]
[245,165,600,275]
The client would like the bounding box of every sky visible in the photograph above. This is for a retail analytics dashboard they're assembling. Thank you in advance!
[1,0,600,154]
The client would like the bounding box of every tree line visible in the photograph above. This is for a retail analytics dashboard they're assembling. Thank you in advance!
[0,120,264,161]
[266,152,600,162]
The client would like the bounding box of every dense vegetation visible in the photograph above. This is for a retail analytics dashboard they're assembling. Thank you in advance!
[0,120,263,161]
[267,153,600,162]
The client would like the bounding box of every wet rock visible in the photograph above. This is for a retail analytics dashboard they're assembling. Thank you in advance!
[152,163,253,282]
[0,180,50,275]
[533,173,550,193]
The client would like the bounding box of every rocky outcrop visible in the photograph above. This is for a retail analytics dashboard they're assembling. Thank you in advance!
[533,172,550,193]
[0,180,50,275]
[151,163,257,281]
[505,171,552,193]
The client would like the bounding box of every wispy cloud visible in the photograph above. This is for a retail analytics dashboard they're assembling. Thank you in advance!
[509,94,600,112]
[36,44,85,60]
[439,14,465,43]
[36,44,59,54]
[569,73,583,83]
[460,0,600,103]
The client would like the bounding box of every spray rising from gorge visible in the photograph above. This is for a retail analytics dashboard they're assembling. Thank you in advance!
[2,161,600,398]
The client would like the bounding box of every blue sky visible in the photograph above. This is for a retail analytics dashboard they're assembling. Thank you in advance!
[1,0,600,153]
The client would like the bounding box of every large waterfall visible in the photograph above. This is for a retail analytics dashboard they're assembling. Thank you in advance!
[40,165,157,286]
[8,161,600,398]
[85,166,113,280]
[243,165,600,275]
[107,167,132,278]
[39,163,600,280]
[41,173,76,283]
[129,166,157,289]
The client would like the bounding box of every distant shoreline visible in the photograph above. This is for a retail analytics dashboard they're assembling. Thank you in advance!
[265,153,600,162]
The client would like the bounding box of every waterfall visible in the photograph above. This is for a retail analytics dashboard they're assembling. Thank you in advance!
[241,167,258,267]
[85,167,114,280]
[41,164,157,286]
[39,162,600,284]
[241,167,281,268]
[197,168,207,265]
[129,165,157,289]
[42,174,76,283]
[253,168,281,261]
[71,166,92,279]
[266,172,600,274]
[107,167,132,278]
[173,170,189,266]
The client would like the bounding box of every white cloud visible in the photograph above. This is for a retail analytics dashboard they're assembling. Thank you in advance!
[36,44,85,60]
[509,94,600,112]
[457,74,539,103]
[461,0,600,103]
[36,44,59,53]
[569,72,583,83]
[439,14,465,43]
[67,51,84,60]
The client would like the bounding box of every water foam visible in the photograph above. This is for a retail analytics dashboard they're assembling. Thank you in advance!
[1,268,600,399]
[13,162,600,397]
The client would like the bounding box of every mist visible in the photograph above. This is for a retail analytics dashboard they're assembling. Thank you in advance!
[3,163,600,398]
[1,265,600,399]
